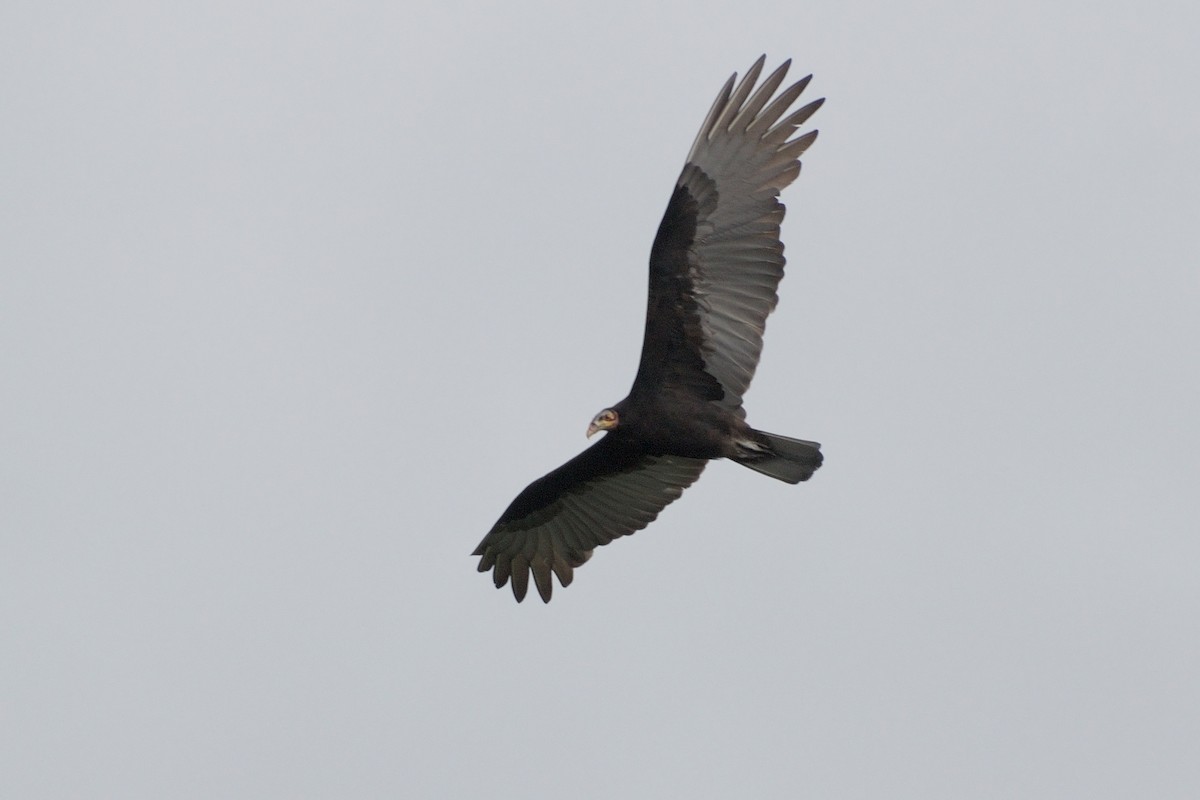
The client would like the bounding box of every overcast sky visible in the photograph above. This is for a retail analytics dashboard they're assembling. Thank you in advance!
[3,2,1198,798]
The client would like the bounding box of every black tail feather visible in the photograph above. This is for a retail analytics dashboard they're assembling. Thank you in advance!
[733,431,823,484]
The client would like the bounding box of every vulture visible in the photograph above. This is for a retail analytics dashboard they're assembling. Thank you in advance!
[474,56,824,602]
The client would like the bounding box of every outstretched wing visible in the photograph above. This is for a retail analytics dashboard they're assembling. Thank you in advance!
[473,437,706,602]
[631,56,823,410]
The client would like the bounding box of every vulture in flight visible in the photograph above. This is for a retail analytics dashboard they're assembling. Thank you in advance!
[474,56,824,602]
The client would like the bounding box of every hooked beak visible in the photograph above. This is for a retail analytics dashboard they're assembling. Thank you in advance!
[586,422,601,439]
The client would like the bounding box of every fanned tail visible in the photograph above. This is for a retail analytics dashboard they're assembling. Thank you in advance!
[733,430,823,484]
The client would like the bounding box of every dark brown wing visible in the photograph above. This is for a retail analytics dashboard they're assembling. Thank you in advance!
[631,56,823,411]
[473,436,706,602]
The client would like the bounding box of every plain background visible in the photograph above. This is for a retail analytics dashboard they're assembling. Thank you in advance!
[3,2,1198,797]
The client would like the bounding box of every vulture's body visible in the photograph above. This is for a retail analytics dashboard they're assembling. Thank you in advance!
[474,57,825,602]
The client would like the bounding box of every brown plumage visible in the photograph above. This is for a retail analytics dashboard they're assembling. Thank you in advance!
[474,57,825,602]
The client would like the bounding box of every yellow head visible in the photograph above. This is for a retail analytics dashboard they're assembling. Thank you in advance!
[586,408,620,438]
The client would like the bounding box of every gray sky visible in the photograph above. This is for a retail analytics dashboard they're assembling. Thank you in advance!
[4,2,1198,797]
